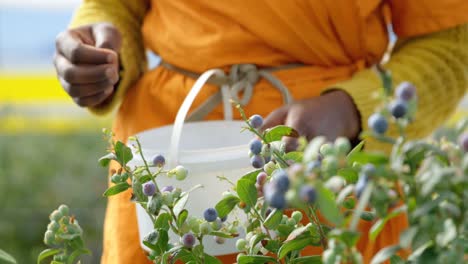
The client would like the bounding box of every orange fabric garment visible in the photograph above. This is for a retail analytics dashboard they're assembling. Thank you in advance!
[102,0,468,263]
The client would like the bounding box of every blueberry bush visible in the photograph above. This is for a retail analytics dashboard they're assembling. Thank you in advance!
[37,68,467,263]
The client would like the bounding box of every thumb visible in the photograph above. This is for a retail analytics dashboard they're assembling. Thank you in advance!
[261,106,289,131]
[92,23,122,53]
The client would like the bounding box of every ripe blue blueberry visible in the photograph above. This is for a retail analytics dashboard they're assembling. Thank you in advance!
[203,208,218,222]
[362,164,376,178]
[251,155,265,169]
[181,232,196,248]
[273,170,290,193]
[152,154,165,167]
[268,190,286,209]
[249,114,264,129]
[389,100,408,118]
[395,81,416,101]
[355,174,368,198]
[161,185,174,193]
[143,181,156,196]
[368,113,388,134]
[459,132,468,152]
[249,139,263,155]
[299,186,317,204]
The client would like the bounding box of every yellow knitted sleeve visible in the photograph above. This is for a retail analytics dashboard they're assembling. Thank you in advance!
[69,0,149,115]
[330,23,468,152]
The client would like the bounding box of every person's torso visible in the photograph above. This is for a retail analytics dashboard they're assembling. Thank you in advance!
[142,0,389,72]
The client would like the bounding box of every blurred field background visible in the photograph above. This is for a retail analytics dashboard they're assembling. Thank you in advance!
[0,1,467,264]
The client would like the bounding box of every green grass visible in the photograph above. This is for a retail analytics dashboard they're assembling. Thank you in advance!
[0,132,108,263]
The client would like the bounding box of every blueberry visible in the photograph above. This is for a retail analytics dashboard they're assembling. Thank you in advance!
[368,113,388,134]
[249,114,264,129]
[355,175,368,198]
[306,160,321,173]
[395,81,416,101]
[49,210,62,222]
[251,155,265,169]
[320,143,334,156]
[214,236,226,244]
[173,165,188,181]
[458,133,468,152]
[265,208,272,217]
[236,238,247,250]
[144,230,159,244]
[299,186,317,204]
[47,221,60,233]
[389,100,408,118]
[335,137,351,155]
[362,164,376,178]
[181,232,196,248]
[291,211,303,223]
[211,218,223,231]
[268,190,286,209]
[152,154,166,167]
[147,195,162,215]
[200,222,212,235]
[273,170,289,193]
[249,139,263,155]
[161,185,174,193]
[256,172,267,185]
[143,181,156,196]
[44,230,55,246]
[203,208,218,222]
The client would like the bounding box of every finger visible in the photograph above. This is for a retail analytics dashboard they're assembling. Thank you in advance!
[55,53,118,84]
[282,106,311,152]
[72,87,114,107]
[261,106,289,131]
[58,76,117,98]
[56,29,115,65]
[92,23,122,52]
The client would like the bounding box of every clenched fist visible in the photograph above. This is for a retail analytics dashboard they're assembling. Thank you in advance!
[54,23,122,107]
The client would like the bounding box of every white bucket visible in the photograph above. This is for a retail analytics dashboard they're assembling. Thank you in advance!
[128,69,256,256]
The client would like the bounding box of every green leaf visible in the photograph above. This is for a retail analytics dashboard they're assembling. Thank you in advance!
[286,224,310,242]
[347,141,364,157]
[370,245,402,264]
[215,195,240,218]
[329,230,360,248]
[290,255,322,264]
[103,182,130,197]
[173,193,189,215]
[240,169,262,183]
[263,125,299,143]
[237,178,257,207]
[399,227,418,249]
[209,231,234,238]
[0,249,16,264]
[155,229,169,255]
[278,237,314,259]
[277,224,295,237]
[177,210,188,229]
[263,209,283,230]
[283,151,303,163]
[317,184,343,225]
[154,212,172,231]
[204,254,223,264]
[237,255,278,264]
[263,239,281,253]
[138,175,152,184]
[114,141,133,165]
[389,255,405,264]
[98,152,116,167]
[248,234,267,255]
[370,205,406,241]
[37,248,60,264]
[67,248,91,264]
[337,168,359,184]
[436,219,457,247]
[347,152,388,165]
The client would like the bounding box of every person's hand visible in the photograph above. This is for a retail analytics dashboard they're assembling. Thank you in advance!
[262,90,361,152]
[54,23,121,107]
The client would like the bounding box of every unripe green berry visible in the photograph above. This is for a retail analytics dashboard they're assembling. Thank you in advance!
[236,238,247,251]
[58,204,69,216]
[170,165,188,181]
[322,156,339,174]
[287,218,297,226]
[320,143,335,156]
[200,222,212,235]
[49,210,62,222]
[111,174,122,183]
[120,172,129,181]
[334,137,351,155]
[263,161,276,175]
[47,221,60,232]
[281,215,289,224]
[211,219,223,231]
[291,211,303,223]
[180,222,191,234]
[44,230,55,246]
[162,192,174,205]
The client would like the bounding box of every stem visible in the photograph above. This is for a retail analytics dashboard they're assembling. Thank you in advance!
[135,138,160,192]
[307,206,328,250]
[168,207,181,235]
[350,182,374,231]
[197,235,205,263]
